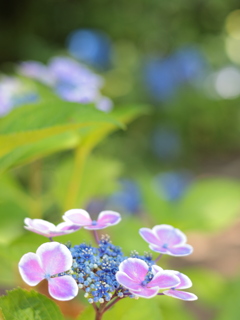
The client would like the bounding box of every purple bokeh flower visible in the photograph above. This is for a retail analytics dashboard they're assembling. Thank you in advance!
[63,209,121,230]
[24,218,80,238]
[163,271,198,301]
[18,61,55,86]
[19,57,113,112]
[116,258,180,298]
[18,242,78,301]
[139,224,193,256]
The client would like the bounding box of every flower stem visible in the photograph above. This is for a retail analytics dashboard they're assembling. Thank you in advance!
[154,254,163,263]
[64,145,89,210]
[49,237,53,242]
[92,230,100,244]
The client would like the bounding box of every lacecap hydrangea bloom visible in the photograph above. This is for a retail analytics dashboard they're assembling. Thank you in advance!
[19,209,197,318]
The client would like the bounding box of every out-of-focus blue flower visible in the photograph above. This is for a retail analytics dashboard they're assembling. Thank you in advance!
[19,57,113,112]
[106,179,142,214]
[144,56,179,102]
[172,47,207,83]
[67,29,112,69]
[151,127,181,161]
[153,171,193,202]
[0,76,38,116]
[143,46,207,102]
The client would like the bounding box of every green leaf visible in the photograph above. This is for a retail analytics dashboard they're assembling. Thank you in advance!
[103,297,162,320]
[0,288,64,320]
[0,97,123,173]
[52,155,122,209]
[177,178,240,231]
[213,276,240,320]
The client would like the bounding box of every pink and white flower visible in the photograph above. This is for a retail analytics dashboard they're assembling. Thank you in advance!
[116,258,180,298]
[24,218,80,238]
[163,271,198,301]
[139,224,193,256]
[63,209,121,230]
[18,242,78,301]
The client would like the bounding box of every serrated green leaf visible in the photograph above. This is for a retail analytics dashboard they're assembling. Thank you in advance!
[0,288,64,320]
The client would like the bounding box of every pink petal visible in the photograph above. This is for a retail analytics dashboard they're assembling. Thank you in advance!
[48,276,79,301]
[18,252,44,286]
[151,265,163,275]
[84,225,106,230]
[172,272,192,289]
[24,218,56,236]
[24,218,55,231]
[129,286,160,299]
[149,244,169,254]
[118,258,149,282]
[139,228,160,246]
[36,242,72,275]
[149,271,180,289]
[167,245,193,256]
[63,209,92,226]
[56,222,81,233]
[153,225,187,246]
[97,211,121,226]
[116,272,142,291]
[164,289,198,301]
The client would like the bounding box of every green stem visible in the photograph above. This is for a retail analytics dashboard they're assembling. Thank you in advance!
[64,145,89,210]
[29,159,42,218]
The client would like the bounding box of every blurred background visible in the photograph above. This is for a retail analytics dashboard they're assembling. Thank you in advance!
[1,0,240,319]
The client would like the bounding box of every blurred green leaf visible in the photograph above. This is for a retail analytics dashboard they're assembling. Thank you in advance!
[214,275,240,320]
[0,96,123,173]
[140,175,240,231]
[52,155,122,209]
[177,178,240,230]
[0,288,64,320]
[184,268,225,306]
[158,295,196,320]
[103,297,162,320]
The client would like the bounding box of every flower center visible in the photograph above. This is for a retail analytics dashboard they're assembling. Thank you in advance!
[92,220,97,226]
[45,274,51,280]
[162,243,168,249]
[141,280,148,287]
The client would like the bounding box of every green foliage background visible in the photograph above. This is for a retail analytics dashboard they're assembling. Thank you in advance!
[1,1,240,320]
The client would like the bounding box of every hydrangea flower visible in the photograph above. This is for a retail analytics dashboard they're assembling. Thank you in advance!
[18,242,79,301]
[67,29,112,69]
[163,271,198,301]
[19,57,113,112]
[116,258,180,298]
[63,209,121,230]
[24,218,80,238]
[18,61,55,86]
[139,224,193,256]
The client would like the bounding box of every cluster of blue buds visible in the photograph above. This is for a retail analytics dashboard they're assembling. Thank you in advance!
[68,235,155,304]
